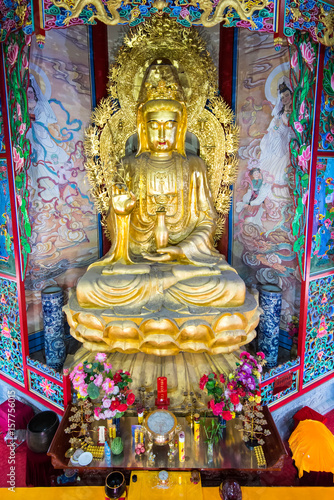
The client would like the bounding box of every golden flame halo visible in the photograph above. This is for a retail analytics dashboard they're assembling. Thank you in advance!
[84,16,239,240]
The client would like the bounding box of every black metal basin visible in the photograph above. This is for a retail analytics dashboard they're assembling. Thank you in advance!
[27,411,59,454]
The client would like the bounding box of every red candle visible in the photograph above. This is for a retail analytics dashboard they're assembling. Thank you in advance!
[157,376,167,401]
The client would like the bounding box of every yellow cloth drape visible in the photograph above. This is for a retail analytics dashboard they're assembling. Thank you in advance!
[289,419,334,478]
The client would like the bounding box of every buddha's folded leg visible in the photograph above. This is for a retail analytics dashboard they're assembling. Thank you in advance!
[76,268,159,309]
[165,270,246,308]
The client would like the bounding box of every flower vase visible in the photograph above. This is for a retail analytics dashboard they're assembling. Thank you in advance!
[207,441,214,463]
[41,286,66,371]
[115,417,121,435]
[257,284,282,368]
[218,415,226,428]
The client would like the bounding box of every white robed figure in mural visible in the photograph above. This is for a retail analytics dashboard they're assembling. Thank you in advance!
[236,75,295,230]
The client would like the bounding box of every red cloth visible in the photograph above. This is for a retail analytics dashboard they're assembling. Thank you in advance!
[0,400,34,433]
[25,447,54,487]
[293,406,327,425]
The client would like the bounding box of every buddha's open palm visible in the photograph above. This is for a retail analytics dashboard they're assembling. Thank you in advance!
[111,184,136,215]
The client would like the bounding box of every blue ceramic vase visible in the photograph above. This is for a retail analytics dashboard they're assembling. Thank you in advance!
[41,285,66,371]
[257,284,282,368]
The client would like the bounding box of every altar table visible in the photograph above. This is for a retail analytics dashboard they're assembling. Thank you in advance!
[48,405,286,476]
[1,486,333,500]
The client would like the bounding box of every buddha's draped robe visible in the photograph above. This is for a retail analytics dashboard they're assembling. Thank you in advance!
[77,153,245,313]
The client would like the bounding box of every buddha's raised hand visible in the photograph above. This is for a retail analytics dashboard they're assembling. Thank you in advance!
[111,183,136,215]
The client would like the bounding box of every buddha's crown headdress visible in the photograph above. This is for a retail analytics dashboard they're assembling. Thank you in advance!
[138,58,185,105]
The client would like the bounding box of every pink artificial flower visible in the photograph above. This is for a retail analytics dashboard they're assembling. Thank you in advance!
[235,403,243,413]
[199,374,209,390]
[102,377,115,395]
[94,373,103,387]
[103,410,113,419]
[212,402,224,416]
[103,362,112,372]
[219,374,225,384]
[94,407,102,419]
[102,398,112,408]
[78,384,88,398]
[294,121,303,133]
[290,51,298,68]
[298,145,311,170]
[90,376,94,381]
[256,352,265,360]
[7,44,19,66]
[95,352,107,363]
[240,351,250,359]
[76,363,83,372]
[300,41,315,67]
[73,373,85,387]
[209,399,216,412]
[12,146,24,172]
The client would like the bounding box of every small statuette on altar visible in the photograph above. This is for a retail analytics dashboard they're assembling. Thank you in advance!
[98,426,106,444]
[178,431,185,462]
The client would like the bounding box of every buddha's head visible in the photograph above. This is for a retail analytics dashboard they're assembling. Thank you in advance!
[137,59,187,157]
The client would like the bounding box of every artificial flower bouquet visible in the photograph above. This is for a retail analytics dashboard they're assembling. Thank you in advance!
[230,351,266,405]
[70,352,135,420]
[199,351,266,420]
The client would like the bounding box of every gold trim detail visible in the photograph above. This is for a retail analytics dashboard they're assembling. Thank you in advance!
[50,0,269,28]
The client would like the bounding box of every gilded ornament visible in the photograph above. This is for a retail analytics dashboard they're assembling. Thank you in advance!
[49,0,269,28]
[316,6,334,47]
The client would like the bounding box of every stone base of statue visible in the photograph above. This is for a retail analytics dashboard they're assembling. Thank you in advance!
[64,286,260,356]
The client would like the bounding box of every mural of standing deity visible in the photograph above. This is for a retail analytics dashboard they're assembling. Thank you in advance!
[25,27,99,335]
[233,32,300,335]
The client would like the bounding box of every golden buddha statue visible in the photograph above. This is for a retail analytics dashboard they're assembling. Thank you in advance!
[65,21,260,356]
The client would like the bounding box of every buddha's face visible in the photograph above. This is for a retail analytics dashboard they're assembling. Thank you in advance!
[145,111,178,156]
